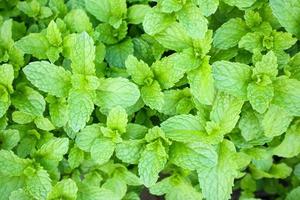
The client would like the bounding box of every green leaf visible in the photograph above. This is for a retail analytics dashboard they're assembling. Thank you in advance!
[138,140,168,187]
[17,0,41,17]
[75,124,102,152]
[250,163,292,179]
[90,138,115,165]
[0,19,14,49]
[23,61,71,97]
[177,3,208,39]
[197,140,239,200]
[68,90,94,132]
[270,0,300,38]
[239,32,263,53]
[273,122,300,158]
[107,106,128,134]
[0,64,14,92]
[286,187,300,200]
[213,18,248,49]
[238,109,263,141]
[68,146,84,169]
[115,140,145,164]
[150,175,203,200]
[158,0,183,13]
[154,22,192,51]
[34,117,55,131]
[194,0,219,16]
[25,167,52,200]
[67,32,96,75]
[105,39,134,68]
[160,89,192,115]
[36,137,69,162]
[152,57,186,89]
[0,177,25,200]
[170,141,217,170]
[252,51,278,79]
[0,150,32,176]
[188,57,215,105]
[0,129,20,150]
[223,0,256,9]
[272,78,300,116]
[273,31,297,51]
[210,93,244,135]
[49,98,68,127]
[141,80,164,110]
[64,9,93,33]
[96,77,140,113]
[95,22,127,45]
[125,55,153,86]
[0,86,10,118]
[48,179,78,200]
[9,189,32,200]
[15,33,50,59]
[85,0,126,28]
[143,11,173,35]
[11,86,46,117]
[77,185,119,200]
[128,5,151,24]
[262,105,293,138]
[46,46,62,63]
[46,20,62,47]
[102,176,127,199]
[212,61,252,99]
[247,83,274,114]
[161,114,206,143]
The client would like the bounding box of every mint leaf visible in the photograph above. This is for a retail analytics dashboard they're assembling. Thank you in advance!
[115,140,145,164]
[96,77,140,113]
[0,64,14,92]
[24,167,52,200]
[138,140,168,187]
[177,4,208,39]
[75,124,102,152]
[107,106,128,134]
[141,81,164,110]
[188,57,215,105]
[46,20,62,47]
[270,0,300,38]
[48,179,78,200]
[213,18,248,49]
[262,105,293,138]
[23,61,71,97]
[247,83,274,113]
[85,0,126,28]
[105,39,134,68]
[170,141,218,170]
[212,61,252,99]
[197,140,239,200]
[67,32,96,75]
[12,86,46,117]
[273,78,300,116]
[90,138,115,165]
[125,55,154,86]
[273,122,300,158]
[15,33,50,59]
[68,90,94,132]
[161,114,206,142]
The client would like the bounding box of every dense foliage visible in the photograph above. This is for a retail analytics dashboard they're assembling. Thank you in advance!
[1,0,300,199]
